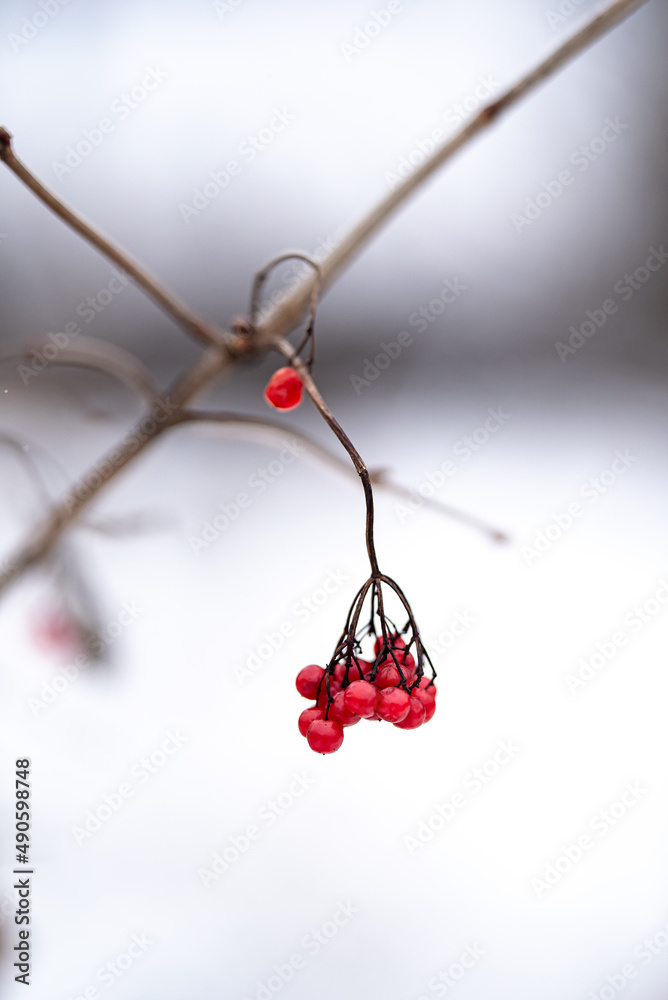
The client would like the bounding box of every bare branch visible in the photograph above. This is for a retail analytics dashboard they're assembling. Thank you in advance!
[0,347,232,593]
[3,337,160,404]
[0,127,230,350]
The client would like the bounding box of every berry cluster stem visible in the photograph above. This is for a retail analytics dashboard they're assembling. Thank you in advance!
[276,337,380,579]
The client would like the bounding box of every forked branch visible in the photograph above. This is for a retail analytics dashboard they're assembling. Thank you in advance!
[0,0,648,594]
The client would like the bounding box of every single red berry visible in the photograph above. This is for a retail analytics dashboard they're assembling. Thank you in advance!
[422,698,437,722]
[344,679,378,718]
[329,691,361,727]
[376,687,411,723]
[375,664,414,689]
[264,367,303,411]
[296,664,325,700]
[298,706,324,737]
[306,719,344,754]
[394,696,427,730]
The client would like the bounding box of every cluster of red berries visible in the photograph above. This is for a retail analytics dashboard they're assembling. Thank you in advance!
[296,634,437,754]
[264,367,303,411]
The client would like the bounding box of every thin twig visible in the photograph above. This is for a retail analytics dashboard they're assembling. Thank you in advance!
[253,0,650,347]
[0,128,230,350]
[274,336,381,576]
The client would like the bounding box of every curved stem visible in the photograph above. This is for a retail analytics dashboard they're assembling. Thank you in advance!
[0,129,229,350]
[276,337,380,578]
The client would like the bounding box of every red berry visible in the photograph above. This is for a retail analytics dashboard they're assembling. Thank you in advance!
[374,665,400,688]
[422,698,437,722]
[298,706,324,737]
[306,719,344,754]
[376,687,411,723]
[344,680,378,718]
[357,658,373,678]
[296,665,325,700]
[264,367,303,411]
[413,676,436,701]
[394,696,427,730]
[375,664,414,689]
[329,691,361,727]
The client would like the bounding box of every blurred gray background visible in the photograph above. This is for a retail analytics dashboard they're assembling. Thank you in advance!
[1,1,668,998]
